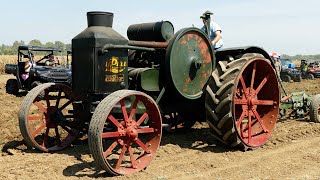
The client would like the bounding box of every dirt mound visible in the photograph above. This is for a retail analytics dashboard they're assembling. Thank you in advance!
[1,74,320,179]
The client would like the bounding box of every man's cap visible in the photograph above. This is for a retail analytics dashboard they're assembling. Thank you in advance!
[200,10,213,19]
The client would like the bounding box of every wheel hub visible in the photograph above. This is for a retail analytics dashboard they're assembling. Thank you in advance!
[126,126,138,139]
[118,120,139,145]
[247,96,255,107]
[241,89,258,111]
[46,106,59,128]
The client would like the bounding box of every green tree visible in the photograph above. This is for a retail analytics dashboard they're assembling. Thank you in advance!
[54,41,65,51]
[0,44,5,55]
[45,42,55,48]
[12,40,25,50]
[65,43,71,51]
[28,39,42,46]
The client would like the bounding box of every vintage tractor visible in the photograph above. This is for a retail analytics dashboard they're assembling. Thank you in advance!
[5,46,72,95]
[18,11,309,175]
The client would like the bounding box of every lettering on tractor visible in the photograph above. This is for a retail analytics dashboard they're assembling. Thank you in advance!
[105,56,127,74]
[105,74,124,82]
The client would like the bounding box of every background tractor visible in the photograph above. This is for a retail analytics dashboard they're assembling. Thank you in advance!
[17,11,319,176]
[5,46,71,95]
[279,58,302,82]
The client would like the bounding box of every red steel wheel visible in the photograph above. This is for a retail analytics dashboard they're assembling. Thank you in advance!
[206,53,280,149]
[18,83,79,152]
[89,90,162,175]
[233,58,280,147]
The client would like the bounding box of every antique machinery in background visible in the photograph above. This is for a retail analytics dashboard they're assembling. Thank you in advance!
[280,92,320,122]
[17,11,319,176]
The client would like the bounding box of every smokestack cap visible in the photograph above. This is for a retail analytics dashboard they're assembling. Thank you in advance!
[87,11,114,27]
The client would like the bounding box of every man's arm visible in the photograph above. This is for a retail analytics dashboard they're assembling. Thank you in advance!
[24,62,31,70]
[45,60,53,66]
[212,30,221,45]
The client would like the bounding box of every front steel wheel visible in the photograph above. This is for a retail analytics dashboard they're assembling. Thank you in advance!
[89,90,162,175]
[18,83,79,152]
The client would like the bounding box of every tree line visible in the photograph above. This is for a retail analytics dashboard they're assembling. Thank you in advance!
[1,40,320,60]
[0,40,71,55]
[281,54,320,61]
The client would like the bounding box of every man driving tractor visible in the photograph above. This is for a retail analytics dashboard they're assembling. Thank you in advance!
[200,10,223,50]
[45,54,61,66]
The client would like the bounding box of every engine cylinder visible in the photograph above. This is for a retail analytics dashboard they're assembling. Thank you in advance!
[127,21,174,42]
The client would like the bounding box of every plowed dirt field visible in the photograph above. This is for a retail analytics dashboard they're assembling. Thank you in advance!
[0,74,319,180]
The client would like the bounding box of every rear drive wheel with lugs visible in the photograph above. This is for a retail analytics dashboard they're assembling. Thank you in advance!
[205,53,280,149]
[89,90,162,175]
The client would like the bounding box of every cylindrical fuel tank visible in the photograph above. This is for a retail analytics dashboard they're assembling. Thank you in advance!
[127,21,174,42]
[72,11,128,95]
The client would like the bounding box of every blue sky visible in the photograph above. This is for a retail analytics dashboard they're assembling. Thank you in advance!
[1,0,319,55]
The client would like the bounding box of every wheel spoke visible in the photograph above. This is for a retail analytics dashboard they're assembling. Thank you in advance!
[255,75,269,95]
[136,113,148,126]
[234,99,247,105]
[59,125,75,136]
[31,123,46,138]
[129,96,139,119]
[115,145,127,170]
[34,102,47,113]
[103,141,118,158]
[137,127,155,134]
[108,115,122,128]
[128,146,137,168]
[56,91,62,108]
[254,100,275,106]
[248,113,252,144]
[42,127,50,147]
[250,62,256,90]
[101,132,120,139]
[120,99,129,122]
[135,138,150,153]
[236,111,246,129]
[240,76,248,98]
[58,100,72,111]
[64,115,75,119]
[45,90,50,107]
[240,120,244,138]
[236,91,242,98]
[251,108,269,133]
[54,126,62,145]
[28,115,43,121]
